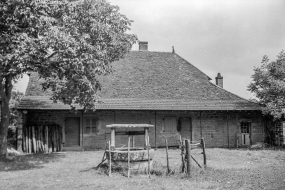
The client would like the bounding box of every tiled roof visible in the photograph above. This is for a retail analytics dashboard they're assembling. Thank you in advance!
[18,96,262,111]
[21,51,262,111]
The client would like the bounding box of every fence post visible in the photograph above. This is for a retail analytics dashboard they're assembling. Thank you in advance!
[127,136,131,178]
[185,139,191,177]
[108,141,112,177]
[201,138,206,167]
[165,137,170,174]
[180,137,185,173]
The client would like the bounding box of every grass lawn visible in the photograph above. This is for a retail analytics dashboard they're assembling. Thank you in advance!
[1,148,285,190]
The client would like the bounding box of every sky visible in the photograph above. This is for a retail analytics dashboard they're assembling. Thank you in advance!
[14,0,285,99]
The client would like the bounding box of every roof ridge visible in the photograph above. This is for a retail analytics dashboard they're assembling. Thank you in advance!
[208,82,260,105]
[173,53,212,80]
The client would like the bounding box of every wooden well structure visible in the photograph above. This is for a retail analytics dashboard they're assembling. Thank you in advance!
[105,124,155,174]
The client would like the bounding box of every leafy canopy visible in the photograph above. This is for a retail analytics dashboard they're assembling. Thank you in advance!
[248,50,285,119]
[0,0,137,109]
[0,0,137,155]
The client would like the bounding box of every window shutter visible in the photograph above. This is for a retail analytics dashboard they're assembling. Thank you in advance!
[86,118,91,133]
[164,117,176,132]
[91,119,97,132]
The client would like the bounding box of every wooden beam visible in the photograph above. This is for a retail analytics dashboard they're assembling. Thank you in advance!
[201,138,207,167]
[110,128,115,150]
[155,111,157,150]
[144,127,150,149]
[106,131,145,136]
[227,111,229,149]
[185,139,191,177]
[200,111,202,138]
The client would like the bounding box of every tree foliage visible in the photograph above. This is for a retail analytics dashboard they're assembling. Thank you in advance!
[248,50,285,119]
[9,91,23,125]
[0,0,137,155]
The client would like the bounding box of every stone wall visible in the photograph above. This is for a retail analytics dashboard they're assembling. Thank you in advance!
[20,110,265,150]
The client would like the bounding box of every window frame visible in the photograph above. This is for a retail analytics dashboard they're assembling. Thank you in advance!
[241,122,251,134]
[84,117,98,134]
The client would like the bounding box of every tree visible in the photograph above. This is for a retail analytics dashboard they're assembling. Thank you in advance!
[0,0,137,156]
[7,91,23,148]
[248,50,285,120]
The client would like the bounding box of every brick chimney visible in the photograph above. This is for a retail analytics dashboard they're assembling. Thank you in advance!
[139,41,148,51]
[215,73,223,88]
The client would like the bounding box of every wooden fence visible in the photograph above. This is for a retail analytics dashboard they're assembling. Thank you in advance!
[22,125,63,153]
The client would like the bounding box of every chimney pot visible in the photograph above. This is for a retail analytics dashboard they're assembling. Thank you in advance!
[215,73,223,88]
[139,41,148,51]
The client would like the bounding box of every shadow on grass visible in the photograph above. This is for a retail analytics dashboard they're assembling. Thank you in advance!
[0,153,66,172]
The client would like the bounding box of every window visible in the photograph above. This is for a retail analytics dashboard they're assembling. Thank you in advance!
[241,122,251,133]
[85,118,98,134]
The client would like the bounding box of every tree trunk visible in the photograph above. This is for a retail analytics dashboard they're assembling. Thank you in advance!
[0,75,13,157]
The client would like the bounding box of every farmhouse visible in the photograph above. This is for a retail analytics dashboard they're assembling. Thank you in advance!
[17,42,266,152]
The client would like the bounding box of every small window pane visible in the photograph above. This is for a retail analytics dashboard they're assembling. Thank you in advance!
[91,119,97,132]
[241,122,251,133]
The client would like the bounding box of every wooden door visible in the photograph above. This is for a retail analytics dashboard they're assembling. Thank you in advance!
[65,117,80,147]
[241,122,251,146]
[180,117,192,141]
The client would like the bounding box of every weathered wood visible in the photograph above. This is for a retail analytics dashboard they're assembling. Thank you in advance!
[201,138,206,167]
[165,137,170,174]
[35,127,39,152]
[147,136,150,178]
[22,127,26,152]
[54,126,57,152]
[58,126,60,151]
[191,155,202,168]
[144,127,149,149]
[48,126,52,153]
[185,139,191,177]
[127,136,130,178]
[40,126,44,152]
[108,141,112,177]
[58,127,62,151]
[110,128,115,150]
[38,126,41,152]
[132,135,135,147]
[51,127,54,152]
[28,127,31,153]
[155,111,157,150]
[32,126,36,153]
[106,131,145,136]
[45,126,49,153]
[180,137,185,173]
[96,143,108,168]
[54,127,57,152]
[54,126,56,152]
[106,124,154,128]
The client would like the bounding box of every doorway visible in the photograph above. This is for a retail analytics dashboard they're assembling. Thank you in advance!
[65,117,80,147]
[241,122,251,146]
[179,117,192,141]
